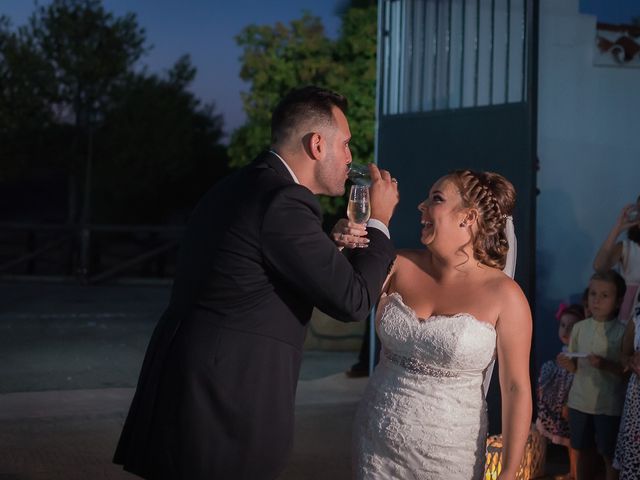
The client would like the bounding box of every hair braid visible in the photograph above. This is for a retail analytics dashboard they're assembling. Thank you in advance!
[449,170,516,269]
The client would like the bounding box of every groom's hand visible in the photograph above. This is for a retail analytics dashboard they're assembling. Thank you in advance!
[368,164,399,227]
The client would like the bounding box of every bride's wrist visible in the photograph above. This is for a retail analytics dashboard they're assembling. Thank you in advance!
[497,467,517,480]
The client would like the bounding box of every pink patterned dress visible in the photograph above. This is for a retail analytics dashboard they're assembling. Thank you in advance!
[536,351,574,446]
[614,313,640,479]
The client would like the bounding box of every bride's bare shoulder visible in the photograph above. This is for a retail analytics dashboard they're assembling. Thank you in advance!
[395,249,427,269]
[485,267,519,288]
[484,270,528,307]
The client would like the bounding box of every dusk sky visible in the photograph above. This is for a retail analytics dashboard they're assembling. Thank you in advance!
[2,0,343,140]
[2,0,638,142]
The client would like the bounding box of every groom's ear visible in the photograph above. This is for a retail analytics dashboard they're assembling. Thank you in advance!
[304,132,324,161]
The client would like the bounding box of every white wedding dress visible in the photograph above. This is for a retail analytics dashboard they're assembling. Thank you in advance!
[352,292,497,479]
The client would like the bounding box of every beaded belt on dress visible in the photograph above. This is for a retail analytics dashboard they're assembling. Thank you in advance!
[384,350,459,378]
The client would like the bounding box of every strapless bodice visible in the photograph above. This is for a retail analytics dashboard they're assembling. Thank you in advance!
[352,292,497,479]
[376,292,497,376]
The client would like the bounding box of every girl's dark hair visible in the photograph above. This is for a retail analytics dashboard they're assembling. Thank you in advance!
[448,170,516,269]
[558,304,586,322]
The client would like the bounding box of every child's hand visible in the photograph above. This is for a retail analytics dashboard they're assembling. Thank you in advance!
[587,354,604,369]
[629,351,640,376]
[556,353,576,372]
[617,204,640,232]
[561,404,569,421]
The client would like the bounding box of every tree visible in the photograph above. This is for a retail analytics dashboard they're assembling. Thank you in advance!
[94,55,228,223]
[228,5,378,215]
[228,14,334,168]
[336,0,377,12]
[27,0,146,128]
[1,1,229,226]
[23,0,147,223]
[329,5,378,170]
[0,16,54,132]
[0,15,56,180]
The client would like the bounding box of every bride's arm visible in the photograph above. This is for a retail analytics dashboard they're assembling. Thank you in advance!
[380,255,398,294]
[382,250,416,295]
[495,279,533,480]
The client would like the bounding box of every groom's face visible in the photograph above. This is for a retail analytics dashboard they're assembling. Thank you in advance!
[315,107,352,196]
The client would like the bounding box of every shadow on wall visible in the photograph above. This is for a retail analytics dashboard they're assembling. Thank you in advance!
[535,188,594,370]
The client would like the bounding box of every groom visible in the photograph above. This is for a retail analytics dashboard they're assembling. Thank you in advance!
[113,86,398,479]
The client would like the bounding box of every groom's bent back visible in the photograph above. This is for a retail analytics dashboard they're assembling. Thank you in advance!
[113,86,398,480]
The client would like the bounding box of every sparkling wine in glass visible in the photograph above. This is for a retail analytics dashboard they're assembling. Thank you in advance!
[348,185,371,224]
[347,163,372,186]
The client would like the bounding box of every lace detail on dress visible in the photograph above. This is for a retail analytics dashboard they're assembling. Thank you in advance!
[384,350,460,377]
[352,292,497,480]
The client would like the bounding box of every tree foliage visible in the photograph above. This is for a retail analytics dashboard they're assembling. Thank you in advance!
[332,6,378,172]
[0,1,228,223]
[27,0,146,128]
[228,5,378,214]
[0,16,54,132]
[0,15,57,180]
[228,14,334,168]
[95,55,228,223]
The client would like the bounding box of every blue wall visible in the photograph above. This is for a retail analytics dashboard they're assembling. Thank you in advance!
[536,0,640,366]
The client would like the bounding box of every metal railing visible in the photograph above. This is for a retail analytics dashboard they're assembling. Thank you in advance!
[0,223,183,284]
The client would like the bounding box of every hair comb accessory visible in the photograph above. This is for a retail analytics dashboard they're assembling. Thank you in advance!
[502,216,516,278]
[555,302,568,321]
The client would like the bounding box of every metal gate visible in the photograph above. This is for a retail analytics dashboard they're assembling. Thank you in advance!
[375,0,538,433]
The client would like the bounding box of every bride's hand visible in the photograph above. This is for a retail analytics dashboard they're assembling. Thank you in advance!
[331,219,369,250]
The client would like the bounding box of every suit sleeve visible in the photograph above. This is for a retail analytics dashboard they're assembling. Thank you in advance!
[261,185,395,322]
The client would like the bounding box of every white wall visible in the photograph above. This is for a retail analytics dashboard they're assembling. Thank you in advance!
[536,0,640,363]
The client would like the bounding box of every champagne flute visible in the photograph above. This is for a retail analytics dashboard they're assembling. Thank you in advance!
[347,163,372,186]
[347,185,371,225]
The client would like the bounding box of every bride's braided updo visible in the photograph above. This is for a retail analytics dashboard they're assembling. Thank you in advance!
[448,170,516,269]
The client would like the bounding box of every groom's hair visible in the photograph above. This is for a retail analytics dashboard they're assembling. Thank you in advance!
[271,86,348,146]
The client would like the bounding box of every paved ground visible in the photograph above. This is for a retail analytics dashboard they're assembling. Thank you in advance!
[0,282,365,479]
[0,377,367,480]
[0,283,358,393]
[0,282,570,479]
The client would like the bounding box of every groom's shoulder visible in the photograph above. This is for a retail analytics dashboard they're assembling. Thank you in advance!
[263,182,321,218]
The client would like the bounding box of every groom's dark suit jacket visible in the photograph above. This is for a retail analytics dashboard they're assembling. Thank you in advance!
[113,151,395,480]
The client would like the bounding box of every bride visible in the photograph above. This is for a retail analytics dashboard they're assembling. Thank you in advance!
[341,170,532,479]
